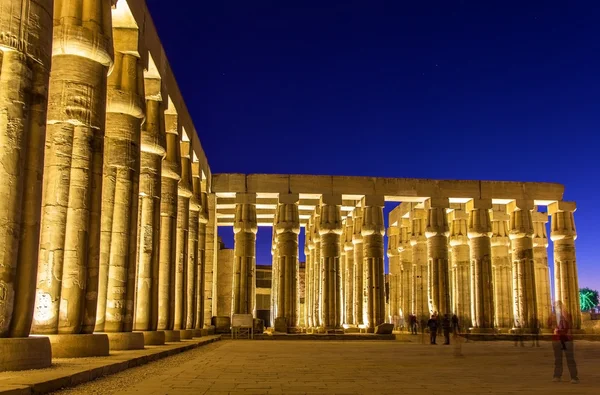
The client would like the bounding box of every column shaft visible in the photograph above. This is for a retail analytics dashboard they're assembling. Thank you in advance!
[387,226,400,324]
[312,210,321,327]
[490,206,513,329]
[203,193,216,327]
[449,207,471,329]
[532,211,551,329]
[195,192,208,329]
[232,194,257,316]
[320,195,343,330]
[410,208,429,326]
[426,201,450,316]
[343,218,354,325]
[399,218,413,323]
[304,222,313,328]
[362,196,385,330]
[352,208,364,325]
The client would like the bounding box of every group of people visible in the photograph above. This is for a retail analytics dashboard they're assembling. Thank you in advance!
[406,312,460,345]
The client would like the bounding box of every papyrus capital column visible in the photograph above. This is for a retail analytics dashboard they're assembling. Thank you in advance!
[362,196,385,331]
[532,209,551,329]
[352,207,364,326]
[232,193,258,317]
[398,217,413,323]
[319,194,343,330]
[508,199,537,331]
[549,201,580,329]
[343,217,355,325]
[387,225,400,324]
[304,217,314,328]
[490,206,513,330]
[448,206,470,329]
[275,194,300,331]
[311,210,321,328]
[195,188,208,331]
[410,207,429,325]
[186,162,202,333]
[467,199,494,330]
[425,198,450,317]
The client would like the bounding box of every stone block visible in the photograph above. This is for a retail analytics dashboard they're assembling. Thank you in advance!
[180,329,194,339]
[253,318,265,334]
[290,175,333,194]
[164,330,181,342]
[0,336,52,372]
[375,323,394,335]
[212,316,231,333]
[332,176,375,195]
[212,173,246,193]
[139,330,165,345]
[106,332,145,350]
[47,333,109,358]
[247,174,289,193]
[274,317,288,333]
[437,179,480,199]
[548,200,576,215]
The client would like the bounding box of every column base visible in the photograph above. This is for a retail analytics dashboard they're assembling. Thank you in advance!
[192,329,203,338]
[46,333,109,358]
[104,332,145,350]
[0,336,52,372]
[138,331,165,346]
[179,329,193,340]
[469,328,495,334]
[164,330,181,342]
[287,327,302,334]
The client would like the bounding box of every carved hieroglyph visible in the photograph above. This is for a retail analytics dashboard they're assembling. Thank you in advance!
[232,193,257,316]
[0,0,52,337]
[34,0,114,335]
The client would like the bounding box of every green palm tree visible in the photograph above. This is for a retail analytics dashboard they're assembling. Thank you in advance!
[579,288,599,312]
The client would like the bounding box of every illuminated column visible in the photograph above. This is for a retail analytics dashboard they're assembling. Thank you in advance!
[398,218,413,323]
[312,208,321,328]
[410,207,429,325]
[203,193,217,327]
[157,104,182,341]
[270,220,278,327]
[320,195,343,330]
[343,217,355,325]
[387,226,401,324]
[448,206,471,328]
[0,0,52,370]
[232,193,258,316]
[195,189,208,331]
[187,162,202,335]
[304,218,313,328]
[352,207,364,325]
[532,210,551,329]
[33,0,113,357]
[274,194,300,332]
[361,196,385,330]
[490,205,513,330]
[549,201,581,329]
[508,200,537,331]
[467,199,494,331]
[425,198,450,316]
[340,223,346,325]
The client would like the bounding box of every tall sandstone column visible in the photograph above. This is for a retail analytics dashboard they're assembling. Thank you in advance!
[387,226,401,324]
[312,208,321,328]
[270,218,278,326]
[549,201,581,329]
[532,210,551,329]
[304,219,313,328]
[467,199,494,331]
[508,200,537,332]
[275,194,300,332]
[490,205,513,330]
[352,207,364,325]
[448,206,471,329]
[133,71,166,345]
[33,0,114,357]
[187,162,202,335]
[157,105,181,341]
[410,207,429,326]
[343,218,354,325]
[195,189,208,331]
[203,193,216,327]
[232,193,258,316]
[0,0,53,370]
[425,199,450,316]
[362,196,385,331]
[320,195,343,330]
[398,218,413,323]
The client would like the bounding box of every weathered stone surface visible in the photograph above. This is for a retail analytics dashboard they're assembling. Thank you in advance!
[375,323,394,334]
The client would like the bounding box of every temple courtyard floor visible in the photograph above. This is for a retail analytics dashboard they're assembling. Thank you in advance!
[36,336,600,395]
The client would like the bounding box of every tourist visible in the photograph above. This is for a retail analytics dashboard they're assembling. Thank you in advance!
[427,314,438,344]
[451,314,459,334]
[548,301,579,384]
[410,314,418,335]
[442,314,451,345]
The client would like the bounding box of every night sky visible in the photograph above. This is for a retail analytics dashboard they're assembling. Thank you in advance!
[146,0,600,291]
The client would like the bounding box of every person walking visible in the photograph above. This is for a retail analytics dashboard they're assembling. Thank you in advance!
[427,314,438,345]
[410,314,418,335]
[549,301,579,384]
[442,314,451,345]
[451,314,459,334]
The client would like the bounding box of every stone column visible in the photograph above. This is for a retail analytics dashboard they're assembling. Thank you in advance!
[0,0,53,370]
[362,196,385,331]
[232,193,258,316]
[195,190,208,332]
[467,199,494,331]
[398,218,413,324]
[425,198,450,316]
[448,206,471,329]
[387,226,401,326]
[95,21,146,351]
[343,217,354,325]
[270,220,278,327]
[274,194,300,332]
[352,207,364,325]
[549,201,581,329]
[33,0,114,357]
[304,219,313,328]
[312,208,322,328]
[187,163,202,337]
[490,205,513,330]
[508,200,537,332]
[320,195,343,331]
[410,207,429,326]
[203,193,217,328]
[157,106,181,342]
[532,210,551,330]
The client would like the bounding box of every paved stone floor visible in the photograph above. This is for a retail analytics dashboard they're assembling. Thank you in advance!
[52,338,600,394]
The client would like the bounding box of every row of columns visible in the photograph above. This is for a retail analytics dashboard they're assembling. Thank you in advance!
[0,0,213,371]
[388,199,580,332]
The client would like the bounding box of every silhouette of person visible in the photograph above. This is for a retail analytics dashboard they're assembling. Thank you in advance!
[442,314,451,345]
[451,314,459,334]
[427,314,438,345]
[549,301,579,384]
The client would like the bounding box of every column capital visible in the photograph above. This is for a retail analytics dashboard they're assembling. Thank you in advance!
[466,198,492,211]
[352,207,363,243]
[425,205,449,238]
[235,192,257,205]
[532,210,549,247]
[343,217,354,251]
[161,112,181,180]
[178,142,193,198]
[548,201,576,215]
[425,197,449,209]
[508,202,534,239]
[467,204,492,239]
[550,202,577,241]
[190,162,202,212]
[387,226,400,258]
[448,208,469,246]
[508,199,534,212]
[319,196,342,235]
[275,195,299,235]
[361,195,385,208]
[410,207,427,245]
[233,193,258,234]
[398,217,412,252]
[490,205,510,247]
[361,201,385,237]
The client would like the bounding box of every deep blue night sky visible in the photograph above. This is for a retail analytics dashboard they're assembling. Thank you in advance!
[146,0,599,291]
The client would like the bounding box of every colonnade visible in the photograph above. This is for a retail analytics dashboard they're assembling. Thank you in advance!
[0,0,212,372]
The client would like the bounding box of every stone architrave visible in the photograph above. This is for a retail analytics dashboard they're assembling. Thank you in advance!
[275,194,300,331]
[532,210,551,329]
[33,0,114,354]
[387,226,401,324]
[157,104,182,337]
[508,200,538,332]
[490,205,513,330]
[352,207,364,325]
[425,198,450,316]
[448,206,471,329]
[320,195,343,330]
[95,21,146,346]
[410,207,429,325]
[398,218,413,323]
[467,199,494,331]
[343,217,355,325]
[232,193,258,316]
[362,196,386,331]
[549,201,581,329]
